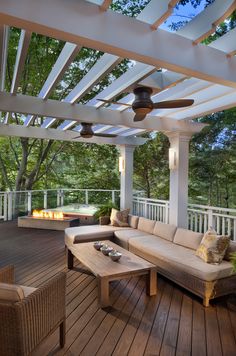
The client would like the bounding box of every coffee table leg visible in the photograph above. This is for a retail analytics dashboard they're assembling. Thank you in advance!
[67,248,74,269]
[98,277,109,308]
[146,268,157,296]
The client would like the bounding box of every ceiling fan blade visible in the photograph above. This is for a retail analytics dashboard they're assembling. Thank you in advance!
[153,99,194,109]
[133,113,146,122]
[94,133,117,138]
[97,99,132,107]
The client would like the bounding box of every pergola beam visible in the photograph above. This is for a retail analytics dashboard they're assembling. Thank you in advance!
[1,0,236,88]
[0,91,207,133]
[0,123,147,146]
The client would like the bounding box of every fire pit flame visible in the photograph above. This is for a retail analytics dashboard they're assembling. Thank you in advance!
[32,209,64,219]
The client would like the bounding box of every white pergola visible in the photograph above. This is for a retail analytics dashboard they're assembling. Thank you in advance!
[0,0,236,228]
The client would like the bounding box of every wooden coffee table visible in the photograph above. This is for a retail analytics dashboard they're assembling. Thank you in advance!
[67,240,157,308]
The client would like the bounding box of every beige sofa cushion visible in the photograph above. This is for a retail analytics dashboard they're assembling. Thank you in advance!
[113,229,151,250]
[224,240,236,261]
[173,228,203,250]
[128,214,139,229]
[0,283,25,303]
[153,221,177,242]
[137,217,156,234]
[65,225,132,247]
[129,235,235,282]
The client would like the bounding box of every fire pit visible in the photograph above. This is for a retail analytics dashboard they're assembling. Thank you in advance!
[18,209,80,230]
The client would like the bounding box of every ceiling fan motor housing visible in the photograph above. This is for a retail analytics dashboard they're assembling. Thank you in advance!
[132,87,153,114]
[80,122,94,138]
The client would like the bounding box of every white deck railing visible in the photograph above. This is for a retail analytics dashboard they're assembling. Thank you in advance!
[132,197,236,240]
[1,190,236,240]
[0,189,120,221]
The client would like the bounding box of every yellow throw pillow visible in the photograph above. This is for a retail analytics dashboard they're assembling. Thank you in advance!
[110,208,130,227]
[196,227,230,264]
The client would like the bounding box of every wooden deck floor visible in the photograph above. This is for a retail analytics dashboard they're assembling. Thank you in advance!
[0,221,236,356]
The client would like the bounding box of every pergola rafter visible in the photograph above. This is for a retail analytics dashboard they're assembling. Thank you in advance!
[24,42,81,126]
[177,0,236,44]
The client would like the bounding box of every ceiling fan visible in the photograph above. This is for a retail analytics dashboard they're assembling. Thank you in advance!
[73,122,117,139]
[97,86,194,122]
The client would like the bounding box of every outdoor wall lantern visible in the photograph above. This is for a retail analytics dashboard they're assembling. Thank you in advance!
[119,156,125,172]
[169,148,177,170]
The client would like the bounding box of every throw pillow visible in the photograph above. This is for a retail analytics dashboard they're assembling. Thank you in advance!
[110,208,130,227]
[196,227,230,264]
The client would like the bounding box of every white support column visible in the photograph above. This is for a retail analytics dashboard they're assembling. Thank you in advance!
[167,132,193,229]
[119,145,135,212]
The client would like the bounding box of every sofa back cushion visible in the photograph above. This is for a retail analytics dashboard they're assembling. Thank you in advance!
[153,221,177,242]
[137,217,156,234]
[0,283,25,303]
[224,240,236,261]
[173,228,203,250]
[128,214,139,229]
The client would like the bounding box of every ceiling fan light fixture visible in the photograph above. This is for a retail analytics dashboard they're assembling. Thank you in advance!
[80,122,94,138]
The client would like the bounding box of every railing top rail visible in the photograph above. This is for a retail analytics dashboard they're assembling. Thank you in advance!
[133,196,169,204]
[0,189,120,194]
[188,203,236,214]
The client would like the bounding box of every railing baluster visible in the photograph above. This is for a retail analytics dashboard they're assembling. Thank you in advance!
[222,217,225,235]
[216,216,220,234]
[203,213,207,232]
[227,218,231,237]
[199,214,202,233]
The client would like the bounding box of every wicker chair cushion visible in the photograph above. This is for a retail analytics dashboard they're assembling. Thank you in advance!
[0,282,25,303]
[21,285,37,297]
[153,221,177,242]
[137,217,156,234]
[196,228,230,264]
[128,214,139,229]
[173,228,203,250]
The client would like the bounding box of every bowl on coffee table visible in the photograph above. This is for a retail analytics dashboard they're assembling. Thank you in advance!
[100,245,114,255]
[109,250,122,261]
[93,241,105,250]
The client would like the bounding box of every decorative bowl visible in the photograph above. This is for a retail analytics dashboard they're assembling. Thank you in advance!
[93,241,105,250]
[109,250,122,261]
[100,245,114,255]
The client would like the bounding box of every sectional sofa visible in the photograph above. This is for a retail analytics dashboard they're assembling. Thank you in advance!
[65,215,236,307]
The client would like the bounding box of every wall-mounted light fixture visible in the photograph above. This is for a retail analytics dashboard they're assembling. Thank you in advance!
[169,148,177,170]
[119,156,125,172]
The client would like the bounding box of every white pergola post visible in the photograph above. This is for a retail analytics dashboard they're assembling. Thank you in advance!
[119,145,135,212]
[167,132,193,228]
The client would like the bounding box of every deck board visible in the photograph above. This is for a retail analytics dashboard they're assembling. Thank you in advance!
[0,221,236,356]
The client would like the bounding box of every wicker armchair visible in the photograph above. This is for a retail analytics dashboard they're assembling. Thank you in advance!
[0,265,66,356]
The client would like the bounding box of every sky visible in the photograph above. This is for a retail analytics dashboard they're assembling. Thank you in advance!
[160,0,209,31]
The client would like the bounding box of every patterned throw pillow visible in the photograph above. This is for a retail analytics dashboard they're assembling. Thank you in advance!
[196,227,230,264]
[110,208,130,227]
